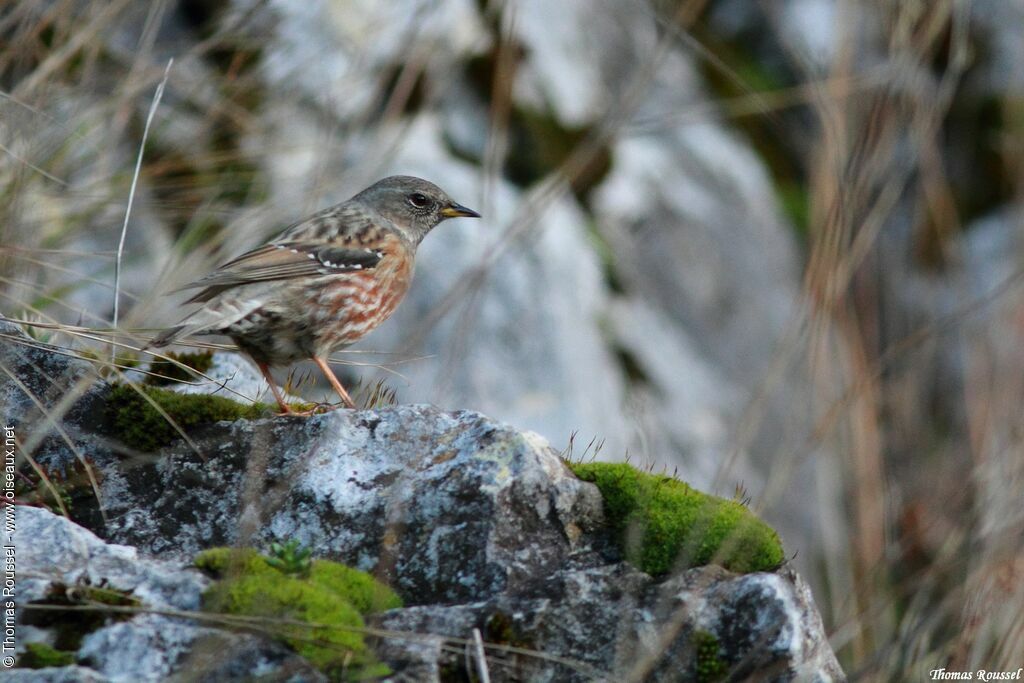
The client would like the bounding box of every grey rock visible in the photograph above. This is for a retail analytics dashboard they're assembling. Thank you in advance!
[97,404,605,605]
[14,505,205,682]
[377,563,844,682]
[591,126,832,565]
[14,505,207,610]
[972,2,1024,95]
[604,297,746,491]
[4,666,111,683]
[12,506,326,683]
[162,351,274,404]
[367,126,633,457]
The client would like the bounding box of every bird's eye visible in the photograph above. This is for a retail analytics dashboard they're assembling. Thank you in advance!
[408,193,430,209]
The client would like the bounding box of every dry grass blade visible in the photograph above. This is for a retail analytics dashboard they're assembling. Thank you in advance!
[113,58,174,339]
[22,603,609,679]
[0,364,101,521]
[1,319,263,403]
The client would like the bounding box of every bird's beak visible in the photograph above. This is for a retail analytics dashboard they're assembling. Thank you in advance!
[441,202,481,219]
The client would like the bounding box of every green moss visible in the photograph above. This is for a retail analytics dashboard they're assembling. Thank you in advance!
[18,642,76,669]
[692,630,728,683]
[106,384,268,452]
[569,462,784,575]
[194,547,272,577]
[195,548,401,678]
[307,561,403,615]
[145,350,215,385]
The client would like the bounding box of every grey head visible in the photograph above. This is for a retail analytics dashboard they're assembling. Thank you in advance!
[351,175,480,244]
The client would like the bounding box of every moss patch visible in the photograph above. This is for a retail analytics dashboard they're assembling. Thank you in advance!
[18,642,76,669]
[195,548,401,678]
[693,630,728,683]
[106,384,268,452]
[145,350,215,385]
[568,462,784,575]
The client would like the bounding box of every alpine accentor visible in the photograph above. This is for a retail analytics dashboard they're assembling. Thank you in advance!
[150,175,479,413]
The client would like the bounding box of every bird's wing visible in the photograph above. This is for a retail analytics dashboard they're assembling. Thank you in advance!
[173,242,384,303]
[171,201,395,303]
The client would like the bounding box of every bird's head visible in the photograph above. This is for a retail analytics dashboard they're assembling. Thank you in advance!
[354,175,480,244]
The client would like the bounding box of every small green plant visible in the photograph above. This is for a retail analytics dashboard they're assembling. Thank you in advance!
[266,540,313,577]
[18,642,76,669]
[105,384,268,451]
[568,461,784,575]
[195,547,402,678]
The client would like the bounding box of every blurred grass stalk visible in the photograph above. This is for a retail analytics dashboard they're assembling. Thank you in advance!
[799,0,1024,676]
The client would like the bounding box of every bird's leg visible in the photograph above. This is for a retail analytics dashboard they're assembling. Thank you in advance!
[255,361,294,415]
[312,356,356,409]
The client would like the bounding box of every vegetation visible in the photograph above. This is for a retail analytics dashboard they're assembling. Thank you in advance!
[144,350,215,385]
[195,547,402,678]
[266,539,314,577]
[692,630,728,683]
[569,461,784,575]
[105,384,268,451]
[18,642,77,669]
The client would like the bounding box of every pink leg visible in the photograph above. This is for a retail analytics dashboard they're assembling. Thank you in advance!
[312,356,356,409]
[256,361,294,415]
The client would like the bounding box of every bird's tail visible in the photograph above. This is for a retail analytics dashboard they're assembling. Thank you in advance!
[144,303,248,351]
[144,325,187,350]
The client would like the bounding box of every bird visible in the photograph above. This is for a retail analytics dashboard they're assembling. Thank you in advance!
[148,175,480,414]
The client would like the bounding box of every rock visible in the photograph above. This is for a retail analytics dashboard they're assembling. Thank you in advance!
[93,405,607,606]
[11,506,330,682]
[591,124,832,562]
[366,119,634,458]
[604,297,745,491]
[5,666,111,683]
[0,319,108,462]
[377,563,844,682]
[14,505,206,610]
[3,322,843,680]
[160,351,273,403]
